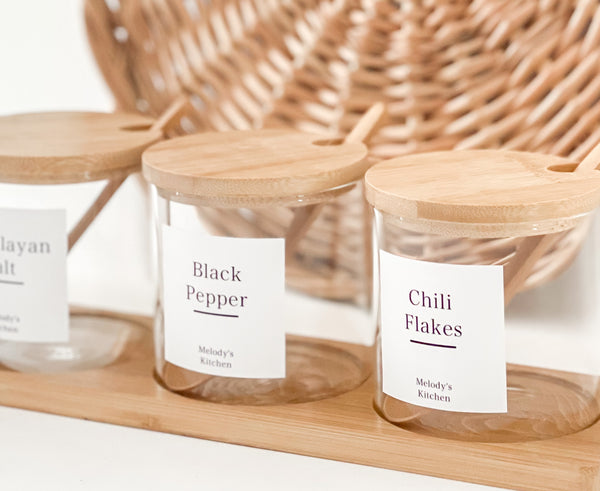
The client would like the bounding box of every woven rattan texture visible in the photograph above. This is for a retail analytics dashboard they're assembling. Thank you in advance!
[85,0,600,300]
[85,0,600,159]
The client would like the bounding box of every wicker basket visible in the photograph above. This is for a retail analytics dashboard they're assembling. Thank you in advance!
[85,0,600,302]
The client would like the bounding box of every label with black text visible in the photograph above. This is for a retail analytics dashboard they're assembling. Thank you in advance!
[162,225,286,378]
[0,208,68,342]
[380,252,507,413]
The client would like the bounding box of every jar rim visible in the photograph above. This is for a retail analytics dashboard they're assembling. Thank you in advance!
[365,150,600,229]
[142,129,368,201]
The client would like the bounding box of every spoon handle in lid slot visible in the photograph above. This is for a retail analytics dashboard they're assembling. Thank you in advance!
[344,102,387,144]
[504,140,600,305]
[68,175,127,251]
[163,103,386,393]
[575,141,600,174]
[503,233,559,306]
[67,97,189,252]
[149,95,189,134]
[284,102,386,261]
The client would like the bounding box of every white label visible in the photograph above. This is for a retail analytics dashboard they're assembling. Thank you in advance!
[0,208,68,342]
[380,252,507,413]
[162,225,286,378]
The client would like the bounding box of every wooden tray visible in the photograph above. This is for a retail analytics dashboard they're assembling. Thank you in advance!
[0,313,599,491]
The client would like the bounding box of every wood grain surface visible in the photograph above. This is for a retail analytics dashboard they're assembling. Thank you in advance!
[0,112,161,183]
[142,129,368,201]
[0,313,598,490]
[365,150,600,237]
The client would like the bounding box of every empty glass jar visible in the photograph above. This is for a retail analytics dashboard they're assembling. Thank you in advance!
[143,129,374,404]
[366,149,600,442]
[0,111,160,372]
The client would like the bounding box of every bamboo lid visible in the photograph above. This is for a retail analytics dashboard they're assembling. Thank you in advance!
[365,150,600,236]
[0,112,162,184]
[142,130,368,204]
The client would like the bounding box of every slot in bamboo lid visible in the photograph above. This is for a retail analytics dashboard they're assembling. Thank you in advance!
[365,150,600,236]
[0,112,161,184]
[142,129,368,205]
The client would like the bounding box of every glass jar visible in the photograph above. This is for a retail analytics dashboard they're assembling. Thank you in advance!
[143,129,374,404]
[0,111,160,372]
[366,149,600,442]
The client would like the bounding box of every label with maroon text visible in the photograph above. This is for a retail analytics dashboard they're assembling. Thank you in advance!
[162,225,285,378]
[379,252,507,413]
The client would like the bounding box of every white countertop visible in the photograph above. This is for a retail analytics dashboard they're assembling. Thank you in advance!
[0,405,499,490]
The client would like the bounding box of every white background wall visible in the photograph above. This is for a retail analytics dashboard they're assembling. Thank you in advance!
[0,1,112,113]
[0,0,155,315]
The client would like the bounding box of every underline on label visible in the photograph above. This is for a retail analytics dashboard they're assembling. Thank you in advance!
[0,279,24,286]
[410,339,456,349]
[193,309,239,318]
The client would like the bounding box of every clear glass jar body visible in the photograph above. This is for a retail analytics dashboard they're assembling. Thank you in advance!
[373,209,600,442]
[0,179,148,372]
[152,183,374,404]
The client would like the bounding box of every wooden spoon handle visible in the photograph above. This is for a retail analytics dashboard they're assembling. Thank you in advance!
[68,175,127,251]
[170,103,387,392]
[284,102,386,260]
[67,96,189,252]
[575,140,600,174]
[150,95,189,134]
[503,139,600,305]
[344,102,386,144]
